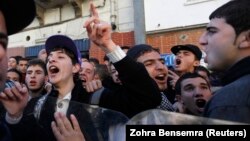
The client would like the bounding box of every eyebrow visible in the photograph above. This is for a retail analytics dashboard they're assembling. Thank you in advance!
[206,26,218,31]
[177,50,191,54]
[143,58,164,64]
[48,50,65,56]
[27,69,43,73]
[159,58,165,61]
[200,83,209,86]
[183,82,208,88]
[143,59,154,64]
[183,84,194,88]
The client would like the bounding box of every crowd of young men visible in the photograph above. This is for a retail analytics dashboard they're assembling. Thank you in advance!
[0,0,249,141]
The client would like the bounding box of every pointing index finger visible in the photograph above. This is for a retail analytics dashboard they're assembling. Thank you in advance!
[90,2,100,22]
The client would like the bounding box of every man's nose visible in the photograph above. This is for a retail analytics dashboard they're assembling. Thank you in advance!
[114,70,119,75]
[48,56,56,63]
[30,72,36,77]
[80,70,86,75]
[176,53,183,58]
[199,32,207,46]
[194,88,203,98]
[156,61,165,70]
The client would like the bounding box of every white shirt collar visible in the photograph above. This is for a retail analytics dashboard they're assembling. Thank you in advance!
[62,92,72,101]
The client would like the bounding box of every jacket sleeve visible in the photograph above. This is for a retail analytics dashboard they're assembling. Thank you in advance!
[4,98,46,141]
[99,56,162,118]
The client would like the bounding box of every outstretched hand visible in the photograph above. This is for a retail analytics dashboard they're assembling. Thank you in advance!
[168,70,180,89]
[83,2,117,53]
[0,81,29,118]
[51,113,85,141]
[85,79,103,93]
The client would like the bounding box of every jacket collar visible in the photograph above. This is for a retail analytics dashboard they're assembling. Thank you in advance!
[222,56,250,85]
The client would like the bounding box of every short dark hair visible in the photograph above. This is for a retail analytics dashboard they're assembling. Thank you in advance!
[127,44,160,61]
[7,68,22,82]
[89,57,100,66]
[209,0,250,36]
[175,72,210,95]
[94,64,110,81]
[28,59,47,75]
[17,57,29,64]
[121,46,130,50]
[81,54,89,60]
[103,55,109,61]
[194,66,210,77]
[47,46,78,65]
[8,56,17,64]
[14,56,22,64]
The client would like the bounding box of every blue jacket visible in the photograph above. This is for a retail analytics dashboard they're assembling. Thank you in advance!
[204,57,250,123]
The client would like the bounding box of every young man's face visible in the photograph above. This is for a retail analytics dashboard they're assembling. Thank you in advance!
[180,77,212,116]
[18,60,28,73]
[7,71,20,82]
[0,11,8,92]
[8,57,17,69]
[79,61,95,86]
[137,51,168,91]
[103,60,111,73]
[25,65,47,91]
[38,49,47,63]
[47,50,79,86]
[199,18,238,71]
[175,50,199,73]
[110,64,121,85]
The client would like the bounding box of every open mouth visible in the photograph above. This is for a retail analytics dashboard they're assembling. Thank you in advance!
[81,79,86,83]
[195,99,206,108]
[80,75,87,83]
[155,74,166,81]
[29,80,36,84]
[176,59,181,65]
[49,66,60,74]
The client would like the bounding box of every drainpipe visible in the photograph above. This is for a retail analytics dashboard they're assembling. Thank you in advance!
[110,0,117,30]
[133,0,146,44]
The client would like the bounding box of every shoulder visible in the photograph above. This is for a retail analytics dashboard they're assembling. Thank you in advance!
[207,74,250,109]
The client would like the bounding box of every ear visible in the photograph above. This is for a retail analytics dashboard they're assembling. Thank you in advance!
[175,94,182,102]
[193,60,200,67]
[178,96,186,113]
[238,30,250,49]
[94,74,100,80]
[44,75,49,83]
[72,64,81,73]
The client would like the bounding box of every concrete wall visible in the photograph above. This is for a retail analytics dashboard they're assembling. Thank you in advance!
[8,0,135,49]
[117,0,134,32]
